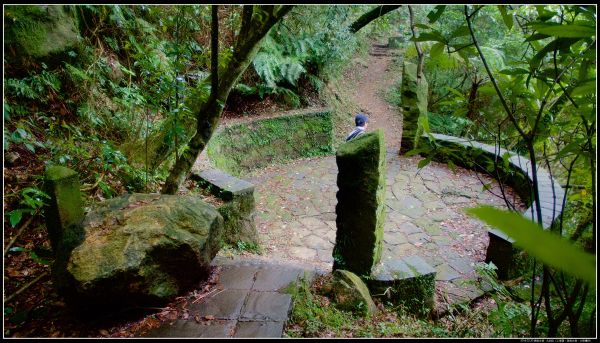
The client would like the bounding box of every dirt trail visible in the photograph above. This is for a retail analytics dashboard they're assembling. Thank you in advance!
[352,43,403,151]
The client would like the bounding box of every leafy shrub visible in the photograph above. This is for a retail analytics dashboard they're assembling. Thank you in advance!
[427,111,473,137]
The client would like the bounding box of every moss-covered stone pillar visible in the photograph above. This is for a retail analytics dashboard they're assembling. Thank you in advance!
[333,129,386,277]
[399,62,428,154]
[43,166,84,253]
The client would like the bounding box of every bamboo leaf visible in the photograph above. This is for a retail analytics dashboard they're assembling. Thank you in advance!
[497,6,514,30]
[466,206,596,286]
[531,23,595,38]
[449,25,470,39]
[429,42,445,59]
[412,31,446,43]
[427,5,446,24]
[499,68,530,76]
[525,33,551,42]
[570,80,596,97]
[417,156,432,169]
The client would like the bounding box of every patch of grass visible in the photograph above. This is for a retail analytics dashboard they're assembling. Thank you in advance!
[284,273,499,338]
[219,240,263,257]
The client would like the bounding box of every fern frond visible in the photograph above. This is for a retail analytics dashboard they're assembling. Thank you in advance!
[5,78,38,99]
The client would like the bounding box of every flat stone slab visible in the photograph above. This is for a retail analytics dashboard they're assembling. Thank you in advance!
[234,321,285,338]
[253,266,306,291]
[193,168,254,199]
[435,263,461,281]
[144,319,236,338]
[218,265,259,290]
[144,257,319,338]
[189,289,248,320]
[240,291,293,321]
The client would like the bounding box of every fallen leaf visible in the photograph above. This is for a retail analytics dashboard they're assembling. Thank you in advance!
[204,315,215,320]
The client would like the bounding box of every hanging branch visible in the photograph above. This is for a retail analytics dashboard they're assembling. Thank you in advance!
[349,5,402,33]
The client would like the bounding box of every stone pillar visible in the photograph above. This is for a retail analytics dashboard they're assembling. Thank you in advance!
[485,229,533,280]
[44,166,84,253]
[333,129,386,277]
[399,61,428,154]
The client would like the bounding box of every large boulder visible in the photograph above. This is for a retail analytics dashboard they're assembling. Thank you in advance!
[4,5,81,60]
[54,193,223,309]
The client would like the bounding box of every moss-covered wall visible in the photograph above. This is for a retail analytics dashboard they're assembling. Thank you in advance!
[418,134,533,206]
[206,109,333,176]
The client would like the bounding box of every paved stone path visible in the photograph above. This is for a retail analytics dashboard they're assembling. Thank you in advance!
[245,149,524,312]
[144,257,320,338]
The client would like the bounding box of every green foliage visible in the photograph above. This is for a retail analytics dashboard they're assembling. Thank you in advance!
[467,206,596,286]
[428,112,473,136]
[7,186,50,228]
[286,275,358,337]
[234,240,262,254]
[7,246,53,266]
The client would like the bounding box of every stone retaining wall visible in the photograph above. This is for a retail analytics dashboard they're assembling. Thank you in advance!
[419,133,565,279]
[206,109,333,176]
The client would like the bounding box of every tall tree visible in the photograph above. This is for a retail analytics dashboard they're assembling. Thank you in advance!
[162,5,293,194]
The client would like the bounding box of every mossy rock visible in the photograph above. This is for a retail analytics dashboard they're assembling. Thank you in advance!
[4,5,80,60]
[332,270,377,316]
[55,193,223,309]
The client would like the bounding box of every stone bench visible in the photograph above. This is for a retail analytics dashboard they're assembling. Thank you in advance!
[420,133,565,279]
[191,168,259,246]
[368,255,436,317]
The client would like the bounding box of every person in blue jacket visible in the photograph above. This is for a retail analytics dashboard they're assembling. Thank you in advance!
[346,113,369,141]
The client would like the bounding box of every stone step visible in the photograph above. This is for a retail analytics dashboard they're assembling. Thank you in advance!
[143,257,320,338]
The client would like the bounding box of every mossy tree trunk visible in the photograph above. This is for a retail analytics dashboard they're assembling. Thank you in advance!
[161,5,293,194]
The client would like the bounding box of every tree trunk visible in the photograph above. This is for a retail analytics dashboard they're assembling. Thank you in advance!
[408,6,424,80]
[466,78,483,120]
[349,5,402,33]
[161,5,294,194]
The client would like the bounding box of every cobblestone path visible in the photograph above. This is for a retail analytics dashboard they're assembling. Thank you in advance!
[244,151,523,310]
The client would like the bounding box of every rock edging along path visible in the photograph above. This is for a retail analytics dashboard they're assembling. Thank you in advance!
[420,133,565,279]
